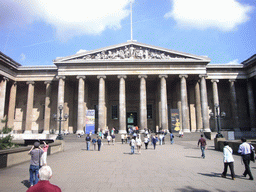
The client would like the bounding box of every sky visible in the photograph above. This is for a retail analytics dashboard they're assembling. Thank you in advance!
[0,0,255,66]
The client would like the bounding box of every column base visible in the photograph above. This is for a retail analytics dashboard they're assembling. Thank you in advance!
[24,130,32,134]
[183,129,190,133]
[42,130,50,134]
[203,128,211,132]
[118,130,127,134]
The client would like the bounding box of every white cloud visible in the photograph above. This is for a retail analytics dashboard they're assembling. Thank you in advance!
[165,0,254,31]
[20,53,26,61]
[227,59,239,64]
[76,49,87,54]
[0,0,133,41]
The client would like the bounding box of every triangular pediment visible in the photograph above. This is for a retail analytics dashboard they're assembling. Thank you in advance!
[54,41,210,63]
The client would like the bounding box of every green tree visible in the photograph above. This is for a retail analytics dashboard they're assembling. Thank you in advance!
[0,119,16,150]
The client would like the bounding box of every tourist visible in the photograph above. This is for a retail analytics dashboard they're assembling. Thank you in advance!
[40,141,49,166]
[152,136,158,150]
[238,137,254,180]
[136,135,142,154]
[107,135,112,145]
[127,134,131,144]
[121,134,125,144]
[130,137,136,154]
[92,137,97,151]
[85,134,91,151]
[97,137,102,151]
[198,134,207,159]
[221,141,235,180]
[28,141,44,187]
[144,136,149,149]
[26,165,61,192]
[111,134,116,145]
[179,130,183,138]
[170,132,174,144]
[159,134,163,145]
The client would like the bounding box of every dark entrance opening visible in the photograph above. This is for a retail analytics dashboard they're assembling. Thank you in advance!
[126,112,137,133]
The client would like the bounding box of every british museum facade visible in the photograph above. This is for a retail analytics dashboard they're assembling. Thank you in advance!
[0,41,255,137]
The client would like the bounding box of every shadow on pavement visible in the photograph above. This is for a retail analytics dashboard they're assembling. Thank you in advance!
[176,186,211,192]
[21,180,30,188]
[185,156,201,159]
[198,172,222,178]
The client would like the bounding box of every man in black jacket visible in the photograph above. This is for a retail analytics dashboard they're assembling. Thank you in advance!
[85,134,91,151]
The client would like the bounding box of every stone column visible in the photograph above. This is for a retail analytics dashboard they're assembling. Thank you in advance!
[195,81,203,131]
[118,75,127,134]
[179,75,190,132]
[247,79,256,128]
[138,75,147,131]
[159,75,168,131]
[0,77,8,121]
[199,75,210,132]
[98,76,106,130]
[229,80,239,129]
[43,81,51,134]
[56,76,66,134]
[24,81,35,134]
[7,81,17,130]
[211,79,219,132]
[76,76,86,134]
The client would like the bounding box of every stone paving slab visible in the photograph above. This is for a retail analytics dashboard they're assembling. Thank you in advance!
[0,137,256,192]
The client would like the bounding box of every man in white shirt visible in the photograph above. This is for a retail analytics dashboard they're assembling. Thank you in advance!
[130,137,136,154]
[238,137,254,180]
[221,141,235,180]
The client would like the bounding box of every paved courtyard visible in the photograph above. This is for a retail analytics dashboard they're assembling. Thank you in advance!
[1,135,256,192]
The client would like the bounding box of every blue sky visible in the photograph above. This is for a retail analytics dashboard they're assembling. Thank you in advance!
[1,0,255,66]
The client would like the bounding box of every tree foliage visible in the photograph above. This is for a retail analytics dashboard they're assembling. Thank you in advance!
[0,119,16,150]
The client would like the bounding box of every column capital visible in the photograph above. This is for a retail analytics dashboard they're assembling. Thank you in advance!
[56,75,66,80]
[26,81,35,85]
[117,75,127,79]
[76,75,86,80]
[138,75,147,79]
[44,81,52,85]
[97,75,106,79]
[199,74,207,78]
[211,79,219,83]
[229,79,236,83]
[159,75,168,79]
[179,74,188,79]
[3,77,9,81]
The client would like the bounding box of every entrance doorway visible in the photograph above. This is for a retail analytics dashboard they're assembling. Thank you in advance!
[126,112,137,133]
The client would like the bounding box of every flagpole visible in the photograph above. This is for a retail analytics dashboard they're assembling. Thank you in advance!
[130,0,133,41]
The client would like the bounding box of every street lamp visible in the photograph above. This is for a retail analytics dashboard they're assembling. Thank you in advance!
[209,104,226,138]
[53,105,69,140]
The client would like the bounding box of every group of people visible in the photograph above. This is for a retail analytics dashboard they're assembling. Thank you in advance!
[85,134,102,151]
[27,141,61,191]
[198,135,255,181]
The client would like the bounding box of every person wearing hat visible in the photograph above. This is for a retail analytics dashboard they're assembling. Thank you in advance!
[28,141,44,187]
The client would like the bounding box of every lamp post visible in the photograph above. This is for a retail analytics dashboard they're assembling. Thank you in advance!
[53,105,69,140]
[209,104,226,138]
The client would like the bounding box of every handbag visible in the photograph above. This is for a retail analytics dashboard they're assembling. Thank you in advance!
[250,144,255,163]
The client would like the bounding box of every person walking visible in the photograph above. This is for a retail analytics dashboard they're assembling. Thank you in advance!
[152,136,158,150]
[170,132,174,144]
[121,134,125,144]
[221,141,235,180]
[97,137,102,151]
[92,137,97,151]
[28,141,44,187]
[136,135,142,154]
[238,137,254,180]
[107,135,112,145]
[85,134,91,151]
[130,137,136,154]
[40,141,49,166]
[144,136,149,149]
[198,134,207,159]
[111,134,116,145]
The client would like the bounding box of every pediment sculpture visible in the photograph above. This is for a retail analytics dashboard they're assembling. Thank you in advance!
[80,45,190,61]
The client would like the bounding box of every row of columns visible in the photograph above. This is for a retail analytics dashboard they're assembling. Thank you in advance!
[0,75,255,133]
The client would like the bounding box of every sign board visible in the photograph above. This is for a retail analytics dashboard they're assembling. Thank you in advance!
[85,110,95,134]
[171,109,180,132]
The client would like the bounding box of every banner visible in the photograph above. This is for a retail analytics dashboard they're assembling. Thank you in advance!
[85,110,95,134]
[171,109,180,132]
